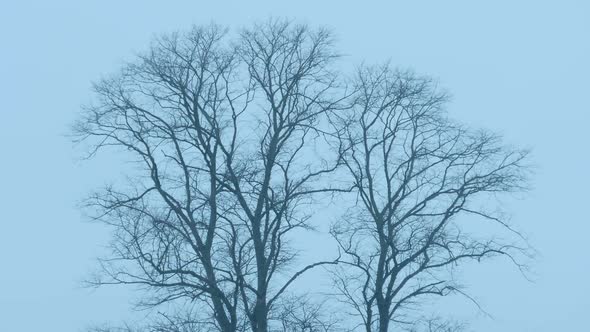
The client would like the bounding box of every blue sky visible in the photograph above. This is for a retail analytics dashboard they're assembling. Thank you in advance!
[0,1,588,331]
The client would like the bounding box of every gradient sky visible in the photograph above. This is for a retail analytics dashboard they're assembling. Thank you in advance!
[1,1,588,331]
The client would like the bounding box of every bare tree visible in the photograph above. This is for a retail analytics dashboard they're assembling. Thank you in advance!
[225,21,345,332]
[330,65,530,332]
[75,20,345,332]
[77,23,246,332]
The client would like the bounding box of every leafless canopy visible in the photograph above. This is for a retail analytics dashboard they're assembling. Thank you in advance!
[76,20,346,332]
[330,65,530,332]
[75,20,531,332]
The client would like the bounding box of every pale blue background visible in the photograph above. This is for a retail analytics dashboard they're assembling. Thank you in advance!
[0,1,588,331]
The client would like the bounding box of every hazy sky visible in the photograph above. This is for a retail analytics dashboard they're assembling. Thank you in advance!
[1,1,588,331]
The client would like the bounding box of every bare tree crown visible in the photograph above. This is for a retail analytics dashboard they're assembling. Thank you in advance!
[330,65,530,332]
[75,20,531,332]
